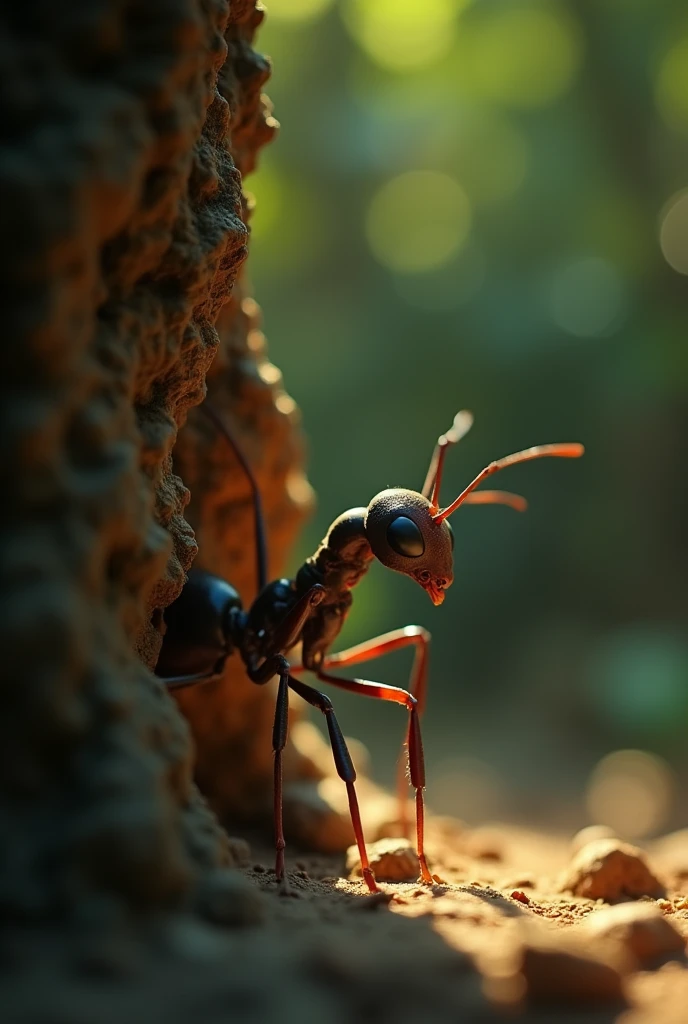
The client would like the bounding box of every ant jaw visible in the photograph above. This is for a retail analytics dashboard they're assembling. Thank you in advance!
[420,580,448,606]
[427,587,445,606]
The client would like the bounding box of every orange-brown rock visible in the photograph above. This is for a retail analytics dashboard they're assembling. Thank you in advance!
[560,839,666,902]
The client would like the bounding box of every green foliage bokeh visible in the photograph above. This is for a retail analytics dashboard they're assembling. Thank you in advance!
[248,0,688,831]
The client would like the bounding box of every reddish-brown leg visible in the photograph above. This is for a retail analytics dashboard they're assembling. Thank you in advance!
[292,627,431,838]
[287,675,380,894]
[315,668,434,884]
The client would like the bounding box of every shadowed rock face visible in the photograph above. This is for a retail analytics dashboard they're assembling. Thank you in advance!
[169,10,315,824]
[0,0,256,920]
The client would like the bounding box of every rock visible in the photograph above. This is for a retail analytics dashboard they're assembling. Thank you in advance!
[227,837,252,868]
[560,839,665,901]
[571,825,617,854]
[581,902,686,968]
[347,838,420,883]
[518,940,625,1007]
[194,870,265,928]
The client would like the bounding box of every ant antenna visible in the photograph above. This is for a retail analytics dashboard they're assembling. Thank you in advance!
[433,443,585,524]
[423,410,527,513]
[460,490,528,512]
[200,402,268,594]
[422,410,474,510]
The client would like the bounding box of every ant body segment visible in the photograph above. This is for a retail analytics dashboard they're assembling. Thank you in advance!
[156,406,583,893]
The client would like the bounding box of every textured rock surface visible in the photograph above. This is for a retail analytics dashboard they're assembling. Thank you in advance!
[1,0,250,923]
[346,837,420,882]
[166,6,325,831]
[560,840,666,902]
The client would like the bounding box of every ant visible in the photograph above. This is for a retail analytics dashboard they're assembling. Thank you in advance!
[155,404,583,893]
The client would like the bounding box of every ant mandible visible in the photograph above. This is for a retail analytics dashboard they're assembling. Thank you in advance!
[155,405,584,893]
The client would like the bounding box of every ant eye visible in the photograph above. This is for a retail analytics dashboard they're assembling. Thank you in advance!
[386,516,425,558]
[447,521,455,551]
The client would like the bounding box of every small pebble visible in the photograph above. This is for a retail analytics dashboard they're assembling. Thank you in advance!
[346,837,419,882]
[560,839,665,902]
[511,890,530,905]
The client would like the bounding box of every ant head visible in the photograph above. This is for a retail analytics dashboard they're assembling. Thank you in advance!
[364,489,454,606]
[363,410,584,607]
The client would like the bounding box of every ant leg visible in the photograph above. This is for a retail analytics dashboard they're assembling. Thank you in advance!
[315,668,434,885]
[247,653,292,886]
[287,675,380,894]
[272,668,289,889]
[291,626,430,837]
[245,585,325,886]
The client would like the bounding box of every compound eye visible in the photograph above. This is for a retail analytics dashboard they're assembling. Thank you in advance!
[386,516,425,558]
[447,521,455,551]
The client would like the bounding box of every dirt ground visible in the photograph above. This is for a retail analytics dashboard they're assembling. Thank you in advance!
[240,815,688,1023]
[4,810,688,1023]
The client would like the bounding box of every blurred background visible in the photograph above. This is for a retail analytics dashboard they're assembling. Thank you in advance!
[246,0,688,839]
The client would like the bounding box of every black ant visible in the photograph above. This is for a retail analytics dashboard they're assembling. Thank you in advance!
[155,405,583,893]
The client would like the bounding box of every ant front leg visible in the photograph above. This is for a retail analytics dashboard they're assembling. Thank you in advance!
[313,666,434,886]
[295,627,431,840]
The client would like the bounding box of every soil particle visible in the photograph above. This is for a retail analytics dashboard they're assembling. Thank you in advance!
[560,839,666,901]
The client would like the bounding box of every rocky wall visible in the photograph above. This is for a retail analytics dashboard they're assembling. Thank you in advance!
[0,0,259,924]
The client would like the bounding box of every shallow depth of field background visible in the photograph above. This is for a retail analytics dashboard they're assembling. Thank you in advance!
[246,0,688,838]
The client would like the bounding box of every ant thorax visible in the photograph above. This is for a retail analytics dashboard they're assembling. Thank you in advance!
[293,508,374,669]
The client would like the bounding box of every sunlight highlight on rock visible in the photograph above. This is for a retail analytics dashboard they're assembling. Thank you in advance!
[586,750,675,839]
[366,170,471,273]
[548,257,627,337]
[659,188,688,275]
[342,0,469,73]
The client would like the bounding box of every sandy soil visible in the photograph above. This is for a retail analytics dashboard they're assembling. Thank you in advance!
[4,815,687,1023]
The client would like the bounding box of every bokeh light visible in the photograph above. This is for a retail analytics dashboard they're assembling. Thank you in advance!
[455,5,583,108]
[366,170,471,273]
[548,257,628,337]
[341,0,468,73]
[655,36,688,134]
[659,188,688,275]
[251,1,688,829]
[586,750,675,839]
